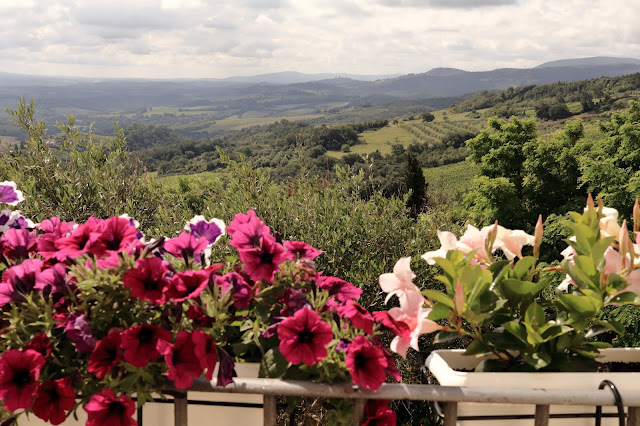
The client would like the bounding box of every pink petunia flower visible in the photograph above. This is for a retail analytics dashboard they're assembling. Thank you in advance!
[283,240,323,261]
[85,389,137,426]
[32,377,76,425]
[165,269,211,302]
[238,233,286,283]
[120,324,172,368]
[362,400,397,426]
[0,349,46,412]
[0,228,37,259]
[277,307,333,366]
[215,272,254,310]
[88,332,122,379]
[97,216,139,255]
[157,331,203,389]
[123,257,171,304]
[54,218,104,260]
[0,259,45,307]
[192,330,218,380]
[337,300,374,335]
[164,232,208,260]
[226,210,271,250]
[316,276,362,302]
[345,336,387,391]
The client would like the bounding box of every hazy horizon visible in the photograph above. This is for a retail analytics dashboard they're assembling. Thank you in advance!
[0,0,638,80]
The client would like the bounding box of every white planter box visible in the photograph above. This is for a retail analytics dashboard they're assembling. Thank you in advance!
[425,348,640,426]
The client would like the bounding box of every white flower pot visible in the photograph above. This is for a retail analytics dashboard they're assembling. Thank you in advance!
[425,348,640,426]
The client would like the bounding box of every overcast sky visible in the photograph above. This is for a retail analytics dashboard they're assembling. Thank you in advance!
[0,0,637,79]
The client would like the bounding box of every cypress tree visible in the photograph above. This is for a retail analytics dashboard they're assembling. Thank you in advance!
[405,152,427,218]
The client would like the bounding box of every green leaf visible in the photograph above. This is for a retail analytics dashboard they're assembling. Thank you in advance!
[427,302,451,321]
[540,325,572,341]
[434,257,457,280]
[525,303,545,329]
[259,348,289,378]
[522,352,551,370]
[422,289,454,308]
[608,291,640,305]
[434,331,460,344]
[556,293,598,317]
[501,321,529,345]
[513,256,536,279]
[590,237,616,266]
[464,339,493,357]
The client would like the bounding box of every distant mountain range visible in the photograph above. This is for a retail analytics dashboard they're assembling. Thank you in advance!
[1,56,639,137]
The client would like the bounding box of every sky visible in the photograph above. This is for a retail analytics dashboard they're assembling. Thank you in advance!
[0,0,638,79]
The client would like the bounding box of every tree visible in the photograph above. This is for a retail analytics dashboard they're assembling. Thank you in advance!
[421,112,435,122]
[580,91,595,113]
[405,153,427,218]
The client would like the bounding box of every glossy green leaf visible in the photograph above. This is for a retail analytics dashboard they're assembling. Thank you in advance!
[427,302,451,321]
[513,256,536,279]
[422,289,454,308]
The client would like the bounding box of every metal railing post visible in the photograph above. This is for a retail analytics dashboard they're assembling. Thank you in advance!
[628,407,640,426]
[173,391,188,426]
[443,402,458,426]
[534,405,549,426]
[263,395,277,426]
[352,399,366,426]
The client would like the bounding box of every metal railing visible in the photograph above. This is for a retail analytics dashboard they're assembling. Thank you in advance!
[150,378,640,426]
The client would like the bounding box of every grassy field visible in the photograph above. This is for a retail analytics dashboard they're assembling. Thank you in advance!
[424,160,479,195]
[327,114,484,158]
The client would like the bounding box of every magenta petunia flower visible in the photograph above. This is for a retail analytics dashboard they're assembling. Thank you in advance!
[215,347,236,386]
[157,331,203,389]
[215,272,253,310]
[35,263,69,296]
[277,307,333,366]
[37,217,74,259]
[316,276,363,302]
[186,305,215,327]
[0,181,24,206]
[372,337,402,382]
[345,336,388,391]
[362,400,397,426]
[120,324,172,368]
[0,349,46,412]
[54,218,104,260]
[32,377,76,425]
[0,259,44,307]
[238,233,286,283]
[283,240,323,261]
[192,330,218,381]
[98,216,139,255]
[123,257,171,304]
[88,332,122,379]
[24,333,53,359]
[337,300,374,335]
[164,232,208,260]
[226,210,271,250]
[0,228,37,259]
[165,269,211,302]
[85,389,137,426]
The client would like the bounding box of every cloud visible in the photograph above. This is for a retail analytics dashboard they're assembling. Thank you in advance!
[375,0,518,8]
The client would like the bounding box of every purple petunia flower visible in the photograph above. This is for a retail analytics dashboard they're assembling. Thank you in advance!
[64,312,97,353]
[0,182,24,206]
[185,215,226,245]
